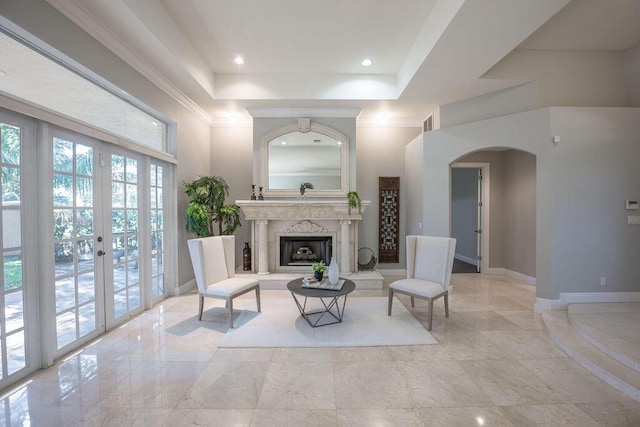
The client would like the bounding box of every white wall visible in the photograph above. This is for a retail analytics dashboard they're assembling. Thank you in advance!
[440,82,540,128]
[356,125,421,269]
[624,42,640,107]
[417,106,640,302]
[210,125,254,265]
[549,107,640,294]
[486,50,626,107]
[420,108,553,298]
[405,133,424,238]
[503,150,536,278]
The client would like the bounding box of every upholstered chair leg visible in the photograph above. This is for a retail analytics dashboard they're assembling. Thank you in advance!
[411,296,415,307]
[256,287,261,312]
[198,295,204,321]
[228,298,234,328]
[427,298,434,331]
[388,289,394,315]
[444,292,449,318]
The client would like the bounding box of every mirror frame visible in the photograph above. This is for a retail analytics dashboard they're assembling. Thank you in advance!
[260,122,349,198]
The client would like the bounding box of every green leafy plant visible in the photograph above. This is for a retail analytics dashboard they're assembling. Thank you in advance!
[311,261,327,273]
[184,175,241,237]
[347,191,362,215]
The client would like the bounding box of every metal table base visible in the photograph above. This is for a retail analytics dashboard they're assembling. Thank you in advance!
[290,292,349,327]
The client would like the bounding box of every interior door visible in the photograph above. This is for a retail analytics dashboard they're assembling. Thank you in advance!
[476,169,483,273]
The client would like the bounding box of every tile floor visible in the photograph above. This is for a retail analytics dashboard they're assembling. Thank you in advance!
[2,273,640,426]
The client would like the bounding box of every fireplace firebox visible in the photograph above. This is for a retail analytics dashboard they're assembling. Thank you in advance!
[279,236,332,267]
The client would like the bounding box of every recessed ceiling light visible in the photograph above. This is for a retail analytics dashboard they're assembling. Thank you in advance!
[361,58,372,67]
[234,55,245,65]
[151,121,158,126]
[280,141,287,145]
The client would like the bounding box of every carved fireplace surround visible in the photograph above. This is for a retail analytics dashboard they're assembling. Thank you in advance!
[236,200,370,275]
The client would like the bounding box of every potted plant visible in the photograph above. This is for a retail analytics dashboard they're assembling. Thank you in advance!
[311,261,327,281]
[184,175,241,237]
[347,191,362,215]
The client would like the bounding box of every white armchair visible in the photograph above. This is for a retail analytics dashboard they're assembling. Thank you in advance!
[187,235,260,328]
[388,235,456,331]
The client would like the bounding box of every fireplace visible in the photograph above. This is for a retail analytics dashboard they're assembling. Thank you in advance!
[279,236,332,267]
[236,200,370,275]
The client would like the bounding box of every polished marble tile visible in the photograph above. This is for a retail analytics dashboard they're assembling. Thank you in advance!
[333,360,415,409]
[336,408,424,426]
[178,359,270,409]
[252,409,337,426]
[458,359,564,406]
[576,401,640,426]
[499,403,600,426]
[416,406,515,426]
[1,273,638,426]
[398,359,494,407]
[257,361,336,409]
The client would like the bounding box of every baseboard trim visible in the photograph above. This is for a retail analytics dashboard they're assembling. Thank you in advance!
[176,279,196,296]
[485,268,536,285]
[376,269,406,277]
[534,298,564,313]
[560,292,640,304]
[534,292,640,313]
[455,254,478,266]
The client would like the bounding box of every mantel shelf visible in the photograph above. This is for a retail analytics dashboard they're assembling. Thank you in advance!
[236,199,370,221]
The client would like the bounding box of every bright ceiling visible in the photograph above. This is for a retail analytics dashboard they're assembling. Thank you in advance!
[43,0,640,125]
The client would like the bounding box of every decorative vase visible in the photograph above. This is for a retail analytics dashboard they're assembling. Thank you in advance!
[243,242,252,271]
[314,270,323,281]
[328,257,339,285]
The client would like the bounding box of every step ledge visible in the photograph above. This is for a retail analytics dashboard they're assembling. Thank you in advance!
[542,310,640,402]
[568,313,640,373]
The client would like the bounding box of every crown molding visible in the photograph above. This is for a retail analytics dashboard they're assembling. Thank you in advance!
[356,118,423,128]
[246,107,362,118]
[46,0,214,126]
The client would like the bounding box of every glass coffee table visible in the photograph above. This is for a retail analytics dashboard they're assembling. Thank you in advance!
[287,277,356,327]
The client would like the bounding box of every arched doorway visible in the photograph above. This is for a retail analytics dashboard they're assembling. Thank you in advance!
[450,148,537,283]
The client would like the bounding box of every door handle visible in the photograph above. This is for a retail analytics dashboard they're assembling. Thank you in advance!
[97,250,106,256]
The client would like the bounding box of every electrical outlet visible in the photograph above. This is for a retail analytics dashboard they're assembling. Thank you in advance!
[418,222,422,230]
[600,277,606,286]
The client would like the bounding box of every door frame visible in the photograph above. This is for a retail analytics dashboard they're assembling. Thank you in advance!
[450,162,490,273]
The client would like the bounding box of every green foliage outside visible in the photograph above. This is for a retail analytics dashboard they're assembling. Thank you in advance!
[184,175,241,237]
[4,258,22,292]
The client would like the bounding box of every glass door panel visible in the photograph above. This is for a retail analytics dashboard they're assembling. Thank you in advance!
[150,163,165,299]
[52,137,100,350]
[110,154,141,320]
[0,122,26,380]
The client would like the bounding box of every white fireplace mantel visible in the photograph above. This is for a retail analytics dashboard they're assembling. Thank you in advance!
[236,199,370,275]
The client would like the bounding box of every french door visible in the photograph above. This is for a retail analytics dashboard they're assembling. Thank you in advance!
[0,111,38,389]
[0,109,171,389]
[50,129,159,357]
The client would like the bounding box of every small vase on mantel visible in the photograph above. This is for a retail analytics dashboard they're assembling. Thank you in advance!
[328,257,339,285]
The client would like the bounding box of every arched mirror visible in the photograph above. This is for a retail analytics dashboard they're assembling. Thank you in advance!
[260,122,349,197]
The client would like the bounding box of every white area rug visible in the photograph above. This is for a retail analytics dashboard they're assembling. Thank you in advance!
[218,297,437,348]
